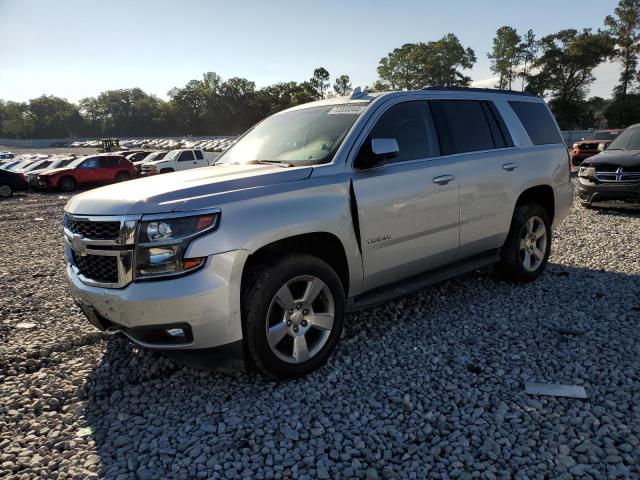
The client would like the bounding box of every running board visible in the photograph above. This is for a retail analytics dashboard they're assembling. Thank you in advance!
[348,249,501,311]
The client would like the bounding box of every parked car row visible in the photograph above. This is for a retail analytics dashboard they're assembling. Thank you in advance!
[70,137,236,153]
[0,148,221,197]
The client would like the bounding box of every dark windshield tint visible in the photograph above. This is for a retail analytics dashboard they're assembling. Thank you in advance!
[607,126,640,150]
[218,105,364,166]
[509,101,562,145]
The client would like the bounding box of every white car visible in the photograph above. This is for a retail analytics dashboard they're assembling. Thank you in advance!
[140,149,216,175]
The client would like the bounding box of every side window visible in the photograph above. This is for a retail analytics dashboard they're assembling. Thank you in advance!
[369,101,439,163]
[99,157,117,168]
[429,100,495,155]
[80,158,99,169]
[194,150,203,160]
[178,151,195,161]
[509,101,563,145]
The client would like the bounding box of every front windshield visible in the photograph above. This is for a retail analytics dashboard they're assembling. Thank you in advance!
[217,104,365,166]
[585,131,618,141]
[67,156,88,168]
[162,151,180,162]
[25,160,51,171]
[607,127,640,151]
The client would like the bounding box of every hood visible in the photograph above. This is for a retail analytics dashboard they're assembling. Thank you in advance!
[65,163,313,215]
[583,150,640,167]
[577,139,611,146]
[41,167,74,176]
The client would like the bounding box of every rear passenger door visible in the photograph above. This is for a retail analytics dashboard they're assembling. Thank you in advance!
[176,150,197,170]
[429,99,518,258]
[96,157,118,182]
[351,100,461,291]
[193,150,209,167]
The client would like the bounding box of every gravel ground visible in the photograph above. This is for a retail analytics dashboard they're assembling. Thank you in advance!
[1,187,639,480]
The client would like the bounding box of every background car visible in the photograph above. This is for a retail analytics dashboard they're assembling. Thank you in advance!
[0,152,15,160]
[139,148,212,175]
[132,150,167,175]
[33,154,135,192]
[571,129,622,165]
[25,157,76,187]
[578,123,640,207]
[0,169,28,198]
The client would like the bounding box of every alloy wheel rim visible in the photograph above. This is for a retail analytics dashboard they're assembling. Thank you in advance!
[265,275,335,364]
[520,216,547,272]
[0,185,11,197]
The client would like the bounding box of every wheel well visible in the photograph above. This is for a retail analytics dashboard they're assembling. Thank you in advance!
[516,185,555,222]
[160,168,174,173]
[116,170,130,177]
[241,233,350,297]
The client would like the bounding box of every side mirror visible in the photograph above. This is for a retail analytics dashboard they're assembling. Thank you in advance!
[371,138,399,160]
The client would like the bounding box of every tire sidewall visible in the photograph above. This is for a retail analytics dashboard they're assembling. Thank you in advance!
[0,184,13,198]
[506,204,552,280]
[59,177,76,192]
[243,255,345,378]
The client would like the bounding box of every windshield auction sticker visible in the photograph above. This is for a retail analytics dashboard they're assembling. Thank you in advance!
[328,105,367,115]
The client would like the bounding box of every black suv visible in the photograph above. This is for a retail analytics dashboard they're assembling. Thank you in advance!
[578,123,640,207]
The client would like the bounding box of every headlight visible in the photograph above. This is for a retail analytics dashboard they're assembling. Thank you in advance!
[578,166,596,179]
[135,210,220,279]
[572,143,579,149]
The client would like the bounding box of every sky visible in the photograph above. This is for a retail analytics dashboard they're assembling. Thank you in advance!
[0,0,621,103]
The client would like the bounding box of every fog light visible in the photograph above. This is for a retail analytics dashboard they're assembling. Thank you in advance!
[166,328,185,338]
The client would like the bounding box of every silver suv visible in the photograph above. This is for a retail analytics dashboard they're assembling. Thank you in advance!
[64,87,572,378]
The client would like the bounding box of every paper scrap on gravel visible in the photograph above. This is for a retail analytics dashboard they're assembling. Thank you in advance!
[525,382,588,399]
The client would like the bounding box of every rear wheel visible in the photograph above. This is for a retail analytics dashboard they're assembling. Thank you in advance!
[0,184,13,198]
[495,204,551,282]
[242,254,345,379]
[115,171,130,182]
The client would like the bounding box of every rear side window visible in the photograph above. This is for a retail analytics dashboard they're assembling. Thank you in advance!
[369,101,440,163]
[430,100,495,154]
[179,151,195,161]
[194,150,203,160]
[100,157,118,167]
[508,101,562,145]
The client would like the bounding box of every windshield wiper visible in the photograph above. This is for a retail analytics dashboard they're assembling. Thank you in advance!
[246,159,293,168]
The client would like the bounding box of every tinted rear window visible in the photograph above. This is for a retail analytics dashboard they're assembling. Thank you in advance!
[194,150,203,159]
[429,100,495,154]
[508,101,562,145]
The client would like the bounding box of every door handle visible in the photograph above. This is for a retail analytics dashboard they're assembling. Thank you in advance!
[502,163,518,171]
[433,174,455,185]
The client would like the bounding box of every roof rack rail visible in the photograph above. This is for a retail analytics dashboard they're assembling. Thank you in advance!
[422,86,535,97]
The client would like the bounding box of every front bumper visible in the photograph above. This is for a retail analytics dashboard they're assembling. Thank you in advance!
[66,250,247,350]
[577,178,640,205]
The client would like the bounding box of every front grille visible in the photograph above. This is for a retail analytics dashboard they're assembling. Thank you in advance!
[68,218,121,240]
[72,252,119,284]
[595,165,640,183]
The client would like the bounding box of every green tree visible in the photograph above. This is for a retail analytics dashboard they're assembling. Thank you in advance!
[377,35,476,90]
[488,26,522,90]
[517,30,539,91]
[333,75,352,96]
[527,29,615,129]
[310,67,331,99]
[605,0,640,96]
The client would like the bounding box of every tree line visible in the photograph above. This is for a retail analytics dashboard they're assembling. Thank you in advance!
[1,0,639,138]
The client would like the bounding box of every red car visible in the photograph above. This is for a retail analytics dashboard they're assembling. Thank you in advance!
[33,154,135,192]
[571,129,622,165]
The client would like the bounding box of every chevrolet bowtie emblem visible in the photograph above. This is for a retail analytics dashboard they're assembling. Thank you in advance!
[71,233,87,256]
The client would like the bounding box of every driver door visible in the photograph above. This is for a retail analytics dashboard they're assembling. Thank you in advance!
[351,100,461,291]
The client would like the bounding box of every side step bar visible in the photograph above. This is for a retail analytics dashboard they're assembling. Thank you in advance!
[347,249,501,311]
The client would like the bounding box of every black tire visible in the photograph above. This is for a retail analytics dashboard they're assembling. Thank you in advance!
[0,184,13,198]
[115,171,130,182]
[242,253,345,379]
[58,176,76,192]
[159,168,174,174]
[495,204,551,282]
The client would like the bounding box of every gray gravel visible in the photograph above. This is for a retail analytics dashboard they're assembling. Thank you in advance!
[1,187,639,479]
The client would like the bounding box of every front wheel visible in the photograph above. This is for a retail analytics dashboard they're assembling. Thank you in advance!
[495,204,551,282]
[58,176,77,192]
[0,184,13,198]
[242,254,345,379]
